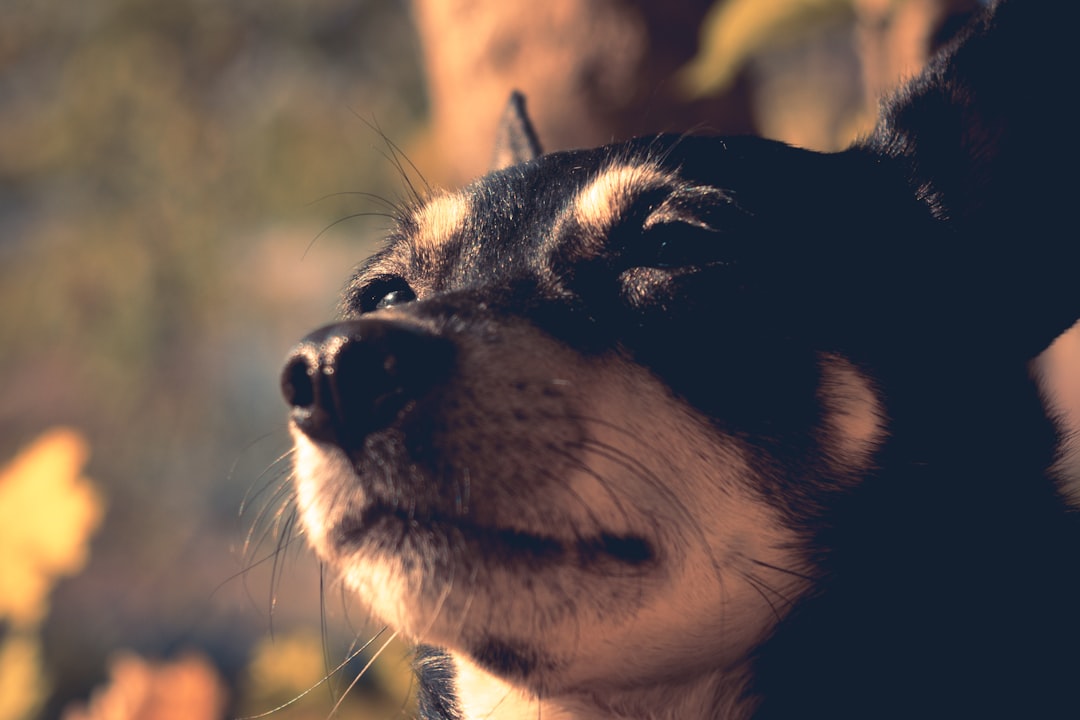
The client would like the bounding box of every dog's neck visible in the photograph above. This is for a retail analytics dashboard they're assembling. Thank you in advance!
[448,653,757,720]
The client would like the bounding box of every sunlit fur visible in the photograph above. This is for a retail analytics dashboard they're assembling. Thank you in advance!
[570,163,675,239]
[410,192,473,254]
[291,317,814,718]
[281,2,1080,717]
[285,144,896,716]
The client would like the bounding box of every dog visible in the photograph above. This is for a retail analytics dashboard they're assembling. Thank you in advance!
[280,1,1080,717]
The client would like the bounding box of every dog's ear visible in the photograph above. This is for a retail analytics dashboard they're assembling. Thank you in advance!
[491,91,543,171]
[865,0,1078,358]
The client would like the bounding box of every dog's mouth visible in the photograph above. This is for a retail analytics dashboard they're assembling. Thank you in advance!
[330,502,656,572]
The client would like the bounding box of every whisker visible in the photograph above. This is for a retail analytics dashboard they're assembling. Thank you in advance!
[339,582,384,646]
[358,113,432,198]
[378,127,431,196]
[572,436,713,552]
[241,476,296,559]
[238,450,295,514]
[575,435,705,528]
[267,507,301,636]
[234,626,392,720]
[233,433,293,514]
[538,448,635,536]
[734,568,787,622]
[453,561,483,642]
[749,558,815,583]
[413,525,457,641]
[306,190,406,218]
[204,532,304,603]
[305,212,399,259]
[325,629,401,719]
[562,433,730,586]
[319,563,339,704]
[372,144,423,206]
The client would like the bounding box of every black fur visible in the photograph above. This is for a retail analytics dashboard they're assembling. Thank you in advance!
[415,646,463,720]
[283,1,1080,716]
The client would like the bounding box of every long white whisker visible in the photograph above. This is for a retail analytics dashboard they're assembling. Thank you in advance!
[234,627,391,720]
[325,629,401,719]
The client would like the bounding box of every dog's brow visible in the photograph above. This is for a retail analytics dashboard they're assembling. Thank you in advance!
[410,192,472,253]
[573,163,676,239]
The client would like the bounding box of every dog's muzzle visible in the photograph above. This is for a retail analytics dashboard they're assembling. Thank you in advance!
[281,319,455,452]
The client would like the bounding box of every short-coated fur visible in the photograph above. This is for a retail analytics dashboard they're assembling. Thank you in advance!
[281,2,1080,717]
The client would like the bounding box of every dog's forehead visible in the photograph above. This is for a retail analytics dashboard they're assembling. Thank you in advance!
[568,163,679,241]
[407,191,476,255]
[388,134,843,267]
[383,145,688,277]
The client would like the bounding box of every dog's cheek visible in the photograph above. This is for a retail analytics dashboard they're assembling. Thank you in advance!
[540,360,814,680]
[1034,329,1080,509]
[617,267,677,307]
[291,429,361,561]
[451,655,554,720]
[339,551,429,637]
[815,354,887,478]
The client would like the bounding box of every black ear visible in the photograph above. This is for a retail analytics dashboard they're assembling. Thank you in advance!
[491,91,543,171]
[864,0,1079,357]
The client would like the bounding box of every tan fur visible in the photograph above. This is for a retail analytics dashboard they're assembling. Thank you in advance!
[291,318,811,719]
[452,654,756,720]
[572,164,675,241]
[411,192,473,253]
[818,354,887,476]
[1034,324,1080,507]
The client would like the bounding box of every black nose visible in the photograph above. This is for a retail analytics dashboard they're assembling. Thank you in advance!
[281,319,454,450]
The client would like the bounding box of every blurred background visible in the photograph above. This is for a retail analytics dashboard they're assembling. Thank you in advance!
[1,0,1022,718]
[1,1,426,717]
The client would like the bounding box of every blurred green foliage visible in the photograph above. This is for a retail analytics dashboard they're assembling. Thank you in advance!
[679,0,852,96]
[0,429,102,720]
[0,0,892,714]
[0,0,425,714]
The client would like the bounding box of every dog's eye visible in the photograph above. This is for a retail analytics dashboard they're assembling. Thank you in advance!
[641,221,729,269]
[359,275,417,313]
[616,184,745,270]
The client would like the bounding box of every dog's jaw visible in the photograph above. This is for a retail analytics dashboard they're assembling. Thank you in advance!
[449,653,759,720]
[281,145,898,715]
[290,330,814,715]
[281,1,1080,714]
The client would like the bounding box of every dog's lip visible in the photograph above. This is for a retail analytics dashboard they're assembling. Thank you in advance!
[331,504,656,570]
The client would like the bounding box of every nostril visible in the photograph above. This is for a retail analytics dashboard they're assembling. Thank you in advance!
[282,319,456,449]
[282,354,316,409]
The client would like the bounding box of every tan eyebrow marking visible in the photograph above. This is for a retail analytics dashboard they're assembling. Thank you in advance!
[573,163,676,239]
[411,192,473,252]
[818,354,887,477]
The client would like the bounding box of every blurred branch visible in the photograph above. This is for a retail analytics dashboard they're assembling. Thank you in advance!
[678,0,850,97]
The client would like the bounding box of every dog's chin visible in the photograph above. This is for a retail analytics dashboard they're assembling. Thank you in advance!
[291,427,662,637]
[330,507,661,644]
[286,350,868,692]
[290,415,815,694]
[291,425,655,563]
[332,506,654,572]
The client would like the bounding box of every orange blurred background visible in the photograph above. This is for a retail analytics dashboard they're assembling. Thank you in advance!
[10,1,1069,719]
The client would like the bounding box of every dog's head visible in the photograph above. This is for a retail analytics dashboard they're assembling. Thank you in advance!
[284,132,843,688]
[281,2,1079,715]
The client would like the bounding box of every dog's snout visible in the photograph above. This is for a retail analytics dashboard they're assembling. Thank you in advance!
[281,319,454,449]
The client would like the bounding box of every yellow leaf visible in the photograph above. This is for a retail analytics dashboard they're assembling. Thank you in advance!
[0,428,104,626]
[678,0,851,97]
[0,633,47,720]
[62,652,227,720]
[245,631,327,697]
